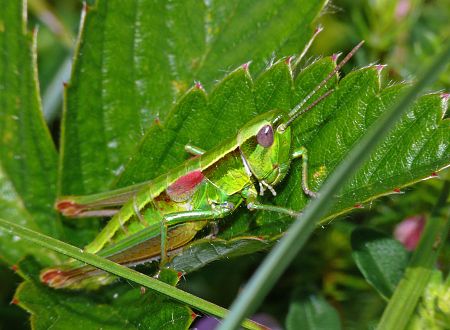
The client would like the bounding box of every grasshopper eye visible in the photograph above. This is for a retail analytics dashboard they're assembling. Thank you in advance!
[257,125,274,147]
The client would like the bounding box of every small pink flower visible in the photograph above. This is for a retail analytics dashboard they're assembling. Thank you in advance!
[394,215,425,251]
[395,0,411,20]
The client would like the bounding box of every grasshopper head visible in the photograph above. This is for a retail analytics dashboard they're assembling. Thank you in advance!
[238,109,292,187]
[237,42,365,190]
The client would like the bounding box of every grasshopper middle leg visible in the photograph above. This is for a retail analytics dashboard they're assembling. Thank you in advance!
[247,202,300,217]
[159,202,235,264]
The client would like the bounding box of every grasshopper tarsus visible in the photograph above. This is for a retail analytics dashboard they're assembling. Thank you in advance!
[207,222,219,239]
[55,199,84,217]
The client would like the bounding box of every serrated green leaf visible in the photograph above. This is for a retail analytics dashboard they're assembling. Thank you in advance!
[15,257,193,330]
[274,65,450,226]
[116,57,448,273]
[8,2,329,327]
[286,294,341,330]
[117,67,255,187]
[351,227,409,300]
[0,0,60,264]
[4,1,449,327]
[60,0,327,196]
[53,57,449,280]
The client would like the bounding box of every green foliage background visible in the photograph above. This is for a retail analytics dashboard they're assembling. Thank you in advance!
[0,0,449,329]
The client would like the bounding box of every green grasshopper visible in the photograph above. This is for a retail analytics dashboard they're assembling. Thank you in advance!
[41,42,364,289]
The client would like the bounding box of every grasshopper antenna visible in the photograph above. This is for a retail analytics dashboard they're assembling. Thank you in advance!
[279,41,365,131]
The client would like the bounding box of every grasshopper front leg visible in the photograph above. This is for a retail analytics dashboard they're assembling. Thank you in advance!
[244,147,317,217]
[292,146,317,198]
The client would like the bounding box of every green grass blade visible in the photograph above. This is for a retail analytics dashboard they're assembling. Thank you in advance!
[0,218,263,330]
[218,41,450,330]
[376,180,450,329]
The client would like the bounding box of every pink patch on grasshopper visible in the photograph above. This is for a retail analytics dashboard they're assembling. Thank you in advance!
[166,170,205,202]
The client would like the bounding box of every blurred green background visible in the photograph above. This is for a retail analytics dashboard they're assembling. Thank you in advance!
[1,0,448,329]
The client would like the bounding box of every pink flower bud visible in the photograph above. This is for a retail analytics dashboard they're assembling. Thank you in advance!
[394,215,425,251]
